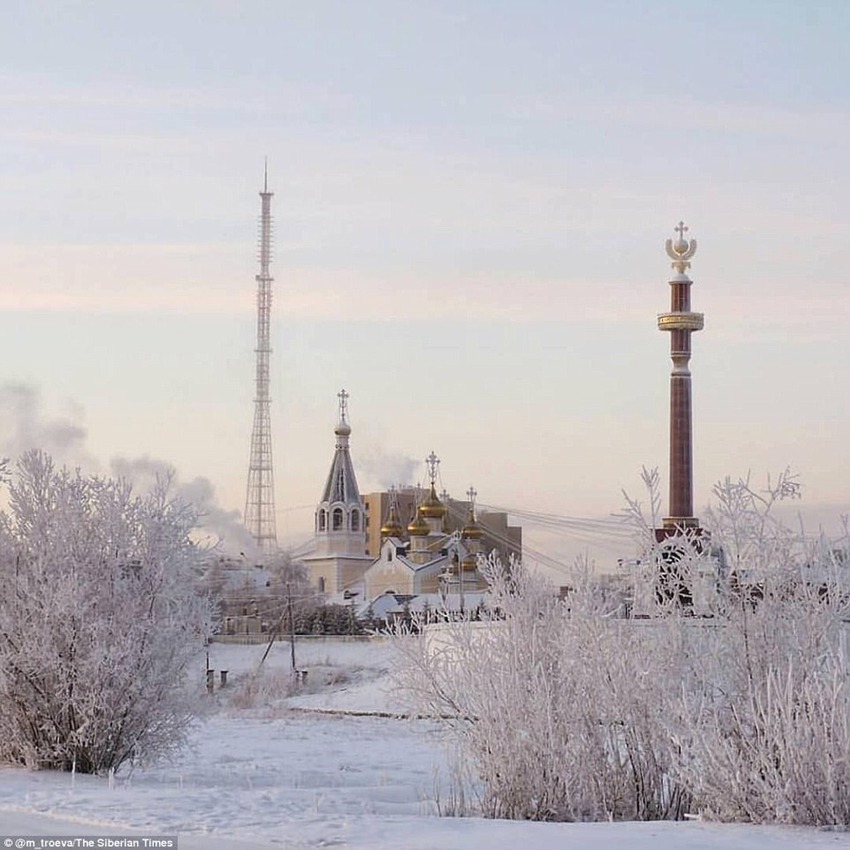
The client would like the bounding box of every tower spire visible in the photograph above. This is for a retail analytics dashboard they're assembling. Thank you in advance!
[657,220,704,529]
[244,166,278,555]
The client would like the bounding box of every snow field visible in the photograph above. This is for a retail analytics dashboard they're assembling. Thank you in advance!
[1,638,848,849]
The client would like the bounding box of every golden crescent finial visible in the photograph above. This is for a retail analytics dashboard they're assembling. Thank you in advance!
[665,221,697,274]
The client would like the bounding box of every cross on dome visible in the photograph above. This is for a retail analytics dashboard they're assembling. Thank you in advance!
[466,486,477,508]
[337,388,349,423]
[674,221,688,240]
[425,451,440,486]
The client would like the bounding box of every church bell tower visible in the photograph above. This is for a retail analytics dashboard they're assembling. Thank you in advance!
[302,390,373,594]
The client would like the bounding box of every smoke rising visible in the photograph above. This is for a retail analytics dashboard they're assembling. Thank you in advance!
[0,383,98,471]
[0,382,254,555]
[110,454,257,555]
[357,446,420,490]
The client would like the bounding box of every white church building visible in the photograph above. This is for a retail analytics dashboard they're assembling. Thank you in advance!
[301,391,490,605]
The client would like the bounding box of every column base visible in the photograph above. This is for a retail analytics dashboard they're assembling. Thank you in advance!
[663,516,699,527]
[656,518,701,541]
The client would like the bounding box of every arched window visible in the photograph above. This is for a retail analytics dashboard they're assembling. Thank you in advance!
[351,509,360,531]
[332,508,344,530]
[318,509,327,532]
[318,576,325,592]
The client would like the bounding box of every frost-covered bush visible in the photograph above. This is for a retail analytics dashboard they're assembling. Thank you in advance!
[670,472,850,825]
[394,556,690,821]
[228,667,297,711]
[0,450,212,773]
[395,468,850,826]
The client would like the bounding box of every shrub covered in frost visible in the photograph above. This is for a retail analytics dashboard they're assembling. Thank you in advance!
[671,472,850,824]
[0,450,212,773]
[395,469,850,826]
[395,555,689,821]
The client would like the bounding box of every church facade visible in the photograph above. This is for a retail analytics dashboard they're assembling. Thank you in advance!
[301,393,494,605]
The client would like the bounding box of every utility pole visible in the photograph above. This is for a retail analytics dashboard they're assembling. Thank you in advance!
[287,581,296,673]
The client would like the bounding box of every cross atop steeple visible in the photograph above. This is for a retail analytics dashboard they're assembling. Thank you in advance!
[425,451,440,486]
[338,388,349,423]
[466,486,477,508]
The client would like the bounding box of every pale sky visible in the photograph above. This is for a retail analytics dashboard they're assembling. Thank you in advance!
[1,1,848,568]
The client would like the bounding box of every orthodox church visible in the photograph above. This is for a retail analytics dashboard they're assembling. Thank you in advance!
[365,471,489,600]
[301,391,491,605]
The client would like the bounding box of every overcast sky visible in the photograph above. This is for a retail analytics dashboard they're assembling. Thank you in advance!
[1,1,848,566]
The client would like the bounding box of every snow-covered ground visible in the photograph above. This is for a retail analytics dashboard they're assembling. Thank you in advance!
[1,637,848,849]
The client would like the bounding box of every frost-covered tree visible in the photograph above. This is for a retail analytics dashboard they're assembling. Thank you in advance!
[0,450,212,773]
[395,468,850,826]
[394,555,690,821]
[670,471,850,825]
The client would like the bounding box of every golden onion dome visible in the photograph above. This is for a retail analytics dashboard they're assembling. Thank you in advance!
[419,483,446,519]
[461,552,478,572]
[461,509,484,540]
[407,506,430,537]
[380,503,404,538]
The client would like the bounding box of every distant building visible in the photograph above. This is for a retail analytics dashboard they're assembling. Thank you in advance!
[362,489,418,555]
[299,394,521,607]
[199,554,272,635]
[361,466,488,600]
[363,488,521,564]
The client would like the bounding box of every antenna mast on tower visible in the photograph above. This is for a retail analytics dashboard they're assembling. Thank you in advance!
[244,162,278,554]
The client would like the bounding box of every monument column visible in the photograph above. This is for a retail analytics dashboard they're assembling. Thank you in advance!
[657,222,704,530]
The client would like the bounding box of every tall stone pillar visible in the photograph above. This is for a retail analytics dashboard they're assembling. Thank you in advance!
[657,222,704,531]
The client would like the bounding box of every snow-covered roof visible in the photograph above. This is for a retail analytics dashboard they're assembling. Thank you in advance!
[383,536,471,575]
[360,590,489,619]
[406,591,489,614]
[222,565,272,590]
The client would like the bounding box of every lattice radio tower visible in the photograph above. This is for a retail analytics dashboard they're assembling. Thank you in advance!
[244,162,278,554]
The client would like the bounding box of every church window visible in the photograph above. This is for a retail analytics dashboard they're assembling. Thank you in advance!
[318,576,325,592]
[351,509,360,531]
[318,510,326,531]
[332,508,343,530]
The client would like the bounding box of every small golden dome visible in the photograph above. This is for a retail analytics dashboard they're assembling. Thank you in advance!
[407,506,430,537]
[461,508,484,540]
[419,483,446,519]
[461,552,478,572]
[381,502,404,538]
